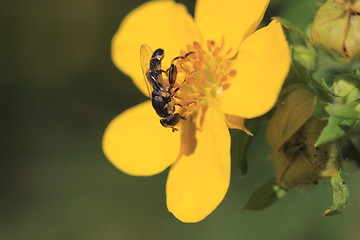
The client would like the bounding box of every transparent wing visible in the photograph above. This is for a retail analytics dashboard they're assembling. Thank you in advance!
[140,44,153,99]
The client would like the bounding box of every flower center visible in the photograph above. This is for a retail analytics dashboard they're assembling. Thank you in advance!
[168,39,237,119]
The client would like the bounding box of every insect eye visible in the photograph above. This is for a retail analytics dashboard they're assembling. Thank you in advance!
[152,48,164,59]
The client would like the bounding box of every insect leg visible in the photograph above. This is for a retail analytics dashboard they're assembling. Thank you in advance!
[160,113,181,128]
[169,70,197,97]
[170,52,195,64]
[166,52,195,87]
[167,64,177,87]
[151,69,167,76]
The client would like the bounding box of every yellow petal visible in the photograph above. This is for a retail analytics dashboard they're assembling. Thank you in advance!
[102,101,180,176]
[195,0,269,53]
[112,0,201,96]
[220,20,290,118]
[166,107,230,223]
[225,114,253,136]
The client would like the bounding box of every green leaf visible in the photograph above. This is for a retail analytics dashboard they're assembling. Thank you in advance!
[354,68,360,77]
[308,77,337,102]
[312,98,330,120]
[326,101,360,119]
[322,170,350,216]
[315,75,360,145]
[319,78,338,97]
[230,119,262,175]
[244,179,287,211]
[315,116,356,146]
[274,17,312,43]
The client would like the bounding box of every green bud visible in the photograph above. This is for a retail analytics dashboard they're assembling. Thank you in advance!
[267,88,340,189]
[322,170,350,216]
[293,44,317,72]
[311,0,360,59]
[332,74,360,103]
[315,74,360,145]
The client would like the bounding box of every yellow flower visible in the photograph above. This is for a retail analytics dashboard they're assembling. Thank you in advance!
[103,0,290,222]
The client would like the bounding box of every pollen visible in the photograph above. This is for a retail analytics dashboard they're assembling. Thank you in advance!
[169,39,237,118]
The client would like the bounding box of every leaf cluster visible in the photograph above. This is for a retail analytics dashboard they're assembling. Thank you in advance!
[233,16,360,216]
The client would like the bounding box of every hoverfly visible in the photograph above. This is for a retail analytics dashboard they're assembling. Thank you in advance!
[140,44,194,132]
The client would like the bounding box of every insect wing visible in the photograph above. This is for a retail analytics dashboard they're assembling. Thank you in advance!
[140,44,154,99]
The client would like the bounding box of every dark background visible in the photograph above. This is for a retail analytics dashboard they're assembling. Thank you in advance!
[1,0,359,239]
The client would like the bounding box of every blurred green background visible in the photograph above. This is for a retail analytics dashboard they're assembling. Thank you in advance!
[2,0,360,239]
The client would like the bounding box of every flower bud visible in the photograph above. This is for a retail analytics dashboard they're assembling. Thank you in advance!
[267,88,340,189]
[311,0,360,59]
[332,74,360,103]
[293,44,317,72]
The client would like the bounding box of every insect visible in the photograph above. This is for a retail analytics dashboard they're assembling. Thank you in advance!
[140,44,194,132]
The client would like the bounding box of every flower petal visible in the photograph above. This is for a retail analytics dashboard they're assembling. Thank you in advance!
[220,20,290,118]
[225,114,253,136]
[112,0,201,95]
[195,0,269,53]
[103,101,180,176]
[166,107,230,223]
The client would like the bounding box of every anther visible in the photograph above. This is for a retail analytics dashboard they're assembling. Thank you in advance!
[223,60,229,70]
[215,72,223,81]
[207,40,214,51]
[211,64,218,73]
[220,75,228,82]
[222,82,231,90]
[193,41,201,50]
[213,47,221,57]
[193,61,201,71]
[228,69,237,77]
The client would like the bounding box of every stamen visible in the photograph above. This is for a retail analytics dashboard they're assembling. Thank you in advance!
[207,40,215,52]
[185,76,195,84]
[193,41,202,50]
[193,61,201,71]
[186,44,195,52]
[164,39,238,122]
[219,36,225,51]
[211,64,218,73]
[215,72,223,81]
[220,75,228,82]
[213,47,221,57]
[223,60,229,70]
[222,82,231,91]
[228,69,237,77]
